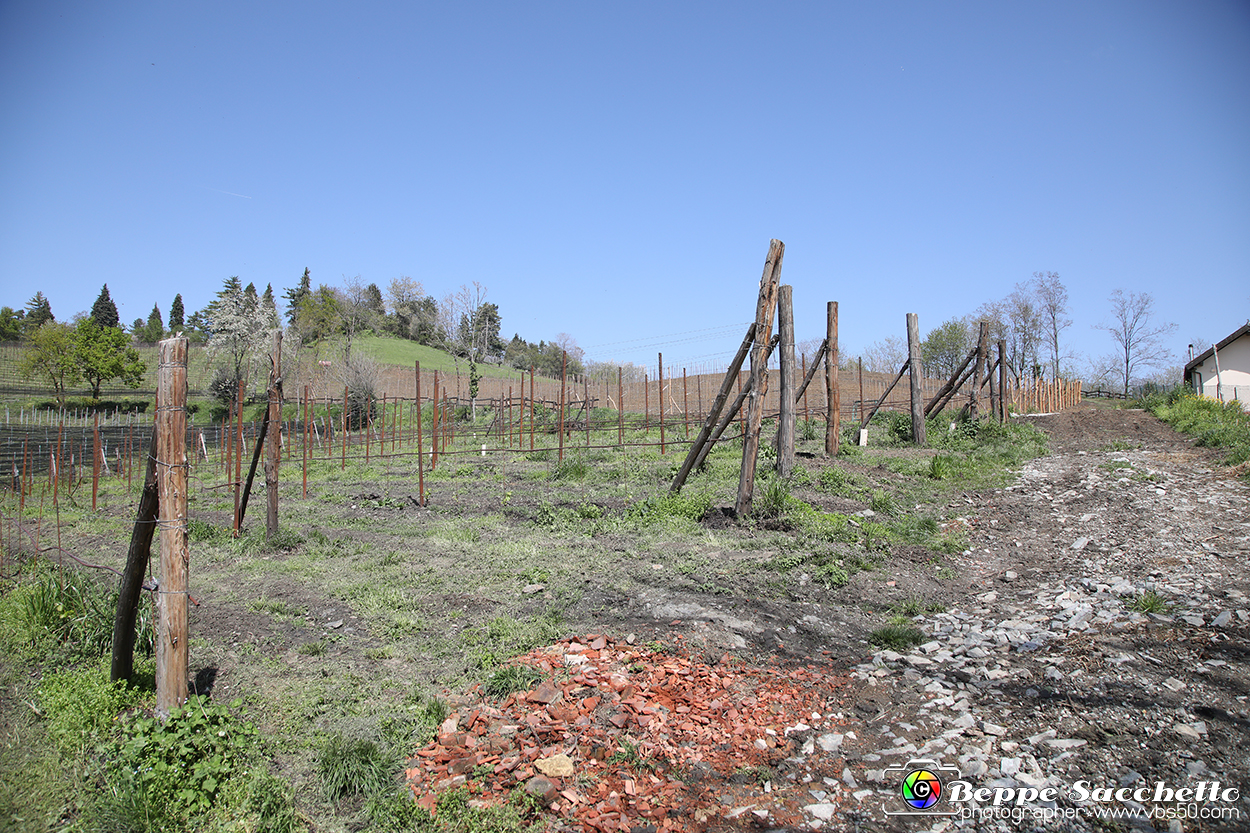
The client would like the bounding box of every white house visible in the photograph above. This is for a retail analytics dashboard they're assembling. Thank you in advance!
[1184,322,1250,410]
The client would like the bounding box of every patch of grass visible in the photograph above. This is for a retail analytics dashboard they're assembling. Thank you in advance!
[37,662,150,755]
[1147,391,1250,469]
[248,596,306,618]
[298,640,328,656]
[1129,590,1170,614]
[317,733,399,801]
[869,623,926,651]
[462,610,566,670]
[628,491,713,525]
[551,455,590,481]
[483,664,543,697]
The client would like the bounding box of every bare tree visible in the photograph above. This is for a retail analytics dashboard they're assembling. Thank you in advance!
[1093,290,1177,398]
[1034,271,1071,380]
[859,335,907,373]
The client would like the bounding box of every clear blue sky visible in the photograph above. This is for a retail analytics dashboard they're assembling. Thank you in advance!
[3,1,1247,376]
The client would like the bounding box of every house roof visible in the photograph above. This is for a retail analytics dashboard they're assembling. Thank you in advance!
[1185,321,1250,376]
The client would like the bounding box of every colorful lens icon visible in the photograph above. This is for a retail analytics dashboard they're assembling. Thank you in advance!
[900,768,942,810]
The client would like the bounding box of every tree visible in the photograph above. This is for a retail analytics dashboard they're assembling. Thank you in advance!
[137,303,164,343]
[1034,271,1071,381]
[0,306,24,341]
[205,276,272,401]
[294,285,343,343]
[283,268,312,329]
[73,319,146,398]
[859,335,907,374]
[921,318,971,379]
[90,284,121,329]
[169,294,185,331]
[1093,290,1177,398]
[19,322,80,405]
[24,292,54,334]
[261,284,279,328]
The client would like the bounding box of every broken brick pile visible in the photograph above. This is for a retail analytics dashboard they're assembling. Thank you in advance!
[405,634,854,831]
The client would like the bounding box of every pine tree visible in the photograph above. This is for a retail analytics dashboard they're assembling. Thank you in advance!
[142,303,164,342]
[261,284,279,328]
[283,268,311,327]
[24,292,54,333]
[90,284,120,329]
[169,294,185,330]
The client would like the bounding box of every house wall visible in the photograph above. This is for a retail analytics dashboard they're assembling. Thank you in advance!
[1190,334,1250,410]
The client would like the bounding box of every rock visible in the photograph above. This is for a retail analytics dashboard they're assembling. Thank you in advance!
[535,753,574,778]
[816,733,843,753]
[1173,724,1202,741]
[524,775,559,805]
[327,619,344,629]
[1211,610,1232,627]
[981,722,1009,736]
[1161,677,1185,692]
[804,803,838,821]
[1071,537,1089,551]
[522,583,546,594]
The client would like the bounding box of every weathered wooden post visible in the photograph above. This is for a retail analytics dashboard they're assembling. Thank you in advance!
[265,330,282,539]
[906,313,926,445]
[735,239,784,516]
[155,336,189,719]
[776,285,796,478]
[658,353,666,455]
[825,301,839,456]
[969,321,988,419]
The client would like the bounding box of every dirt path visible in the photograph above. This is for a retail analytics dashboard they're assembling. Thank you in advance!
[764,405,1250,831]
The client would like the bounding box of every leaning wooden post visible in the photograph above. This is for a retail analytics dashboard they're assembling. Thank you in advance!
[776,285,796,478]
[265,330,282,540]
[111,421,160,684]
[155,336,189,719]
[671,323,757,493]
[906,313,926,445]
[825,301,839,456]
[735,239,784,516]
[969,321,988,419]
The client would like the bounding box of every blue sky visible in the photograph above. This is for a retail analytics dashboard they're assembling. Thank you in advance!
[2,1,1247,376]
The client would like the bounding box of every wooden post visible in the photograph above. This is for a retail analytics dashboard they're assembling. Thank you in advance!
[92,413,100,511]
[969,321,988,419]
[987,349,999,421]
[825,301,839,456]
[735,238,784,517]
[265,330,281,539]
[303,385,309,498]
[233,382,243,535]
[155,337,189,719]
[658,353,666,455]
[906,313,926,445]
[858,358,864,423]
[559,351,567,462]
[671,323,757,493]
[431,373,439,471]
[683,369,689,438]
[529,367,535,451]
[111,422,159,684]
[776,285,796,478]
[416,362,425,506]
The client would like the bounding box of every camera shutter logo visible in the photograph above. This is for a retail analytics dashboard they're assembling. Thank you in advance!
[901,767,943,810]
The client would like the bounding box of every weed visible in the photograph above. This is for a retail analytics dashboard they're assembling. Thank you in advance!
[869,489,896,516]
[463,610,565,670]
[248,597,305,618]
[110,696,258,820]
[608,739,656,773]
[628,491,712,524]
[37,662,149,755]
[861,521,890,552]
[756,477,792,518]
[928,455,953,480]
[317,732,398,801]
[869,623,925,651]
[483,664,543,697]
[188,518,231,543]
[298,641,328,656]
[1129,590,1170,614]
[814,562,849,590]
[552,455,589,481]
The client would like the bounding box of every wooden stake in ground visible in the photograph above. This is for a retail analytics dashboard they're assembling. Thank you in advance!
[110,422,159,684]
[825,301,839,456]
[155,337,189,719]
[969,321,988,419]
[265,330,282,539]
[998,340,1008,422]
[776,285,796,478]
[670,323,757,493]
[906,313,926,445]
[735,239,784,517]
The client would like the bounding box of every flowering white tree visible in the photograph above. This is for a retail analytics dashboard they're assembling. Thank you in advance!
[206,276,277,402]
